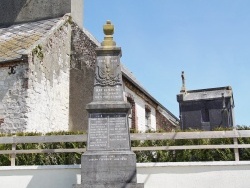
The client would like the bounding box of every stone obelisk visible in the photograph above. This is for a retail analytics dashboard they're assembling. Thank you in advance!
[73,21,144,188]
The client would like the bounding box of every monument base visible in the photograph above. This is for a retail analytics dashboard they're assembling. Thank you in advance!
[73,151,144,187]
[73,183,144,188]
[80,151,138,183]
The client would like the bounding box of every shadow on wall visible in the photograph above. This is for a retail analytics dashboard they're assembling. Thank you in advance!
[0,167,80,188]
[0,0,28,26]
[27,168,80,188]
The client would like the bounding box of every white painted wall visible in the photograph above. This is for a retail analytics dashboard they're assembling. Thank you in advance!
[1,162,250,188]
[0,63,29,132]
[25,22,71,132]
[138,162,250,188]
[150,108,156,131]
[0,21,71,133]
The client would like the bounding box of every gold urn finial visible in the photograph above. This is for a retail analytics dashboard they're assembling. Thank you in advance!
[101,20,116,47]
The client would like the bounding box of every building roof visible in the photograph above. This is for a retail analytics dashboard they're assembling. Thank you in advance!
[0,17,66,63]
[0,15,179,125]
[178,86,234,102]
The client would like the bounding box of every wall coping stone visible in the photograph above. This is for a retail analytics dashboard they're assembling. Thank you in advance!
[1,161,250,171]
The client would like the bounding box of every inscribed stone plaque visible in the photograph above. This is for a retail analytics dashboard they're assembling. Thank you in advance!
[88,113,130,151]
[93,56,123,102]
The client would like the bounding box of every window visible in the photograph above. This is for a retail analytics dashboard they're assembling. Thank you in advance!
[127,93,136,131]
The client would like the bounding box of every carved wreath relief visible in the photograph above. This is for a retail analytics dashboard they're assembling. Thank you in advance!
[95,57,122,86]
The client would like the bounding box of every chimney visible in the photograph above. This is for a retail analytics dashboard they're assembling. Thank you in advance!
[0,0,83,28]
[71,0,84,28]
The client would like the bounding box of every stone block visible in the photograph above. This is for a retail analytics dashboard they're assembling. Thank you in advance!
[81,151,137,184]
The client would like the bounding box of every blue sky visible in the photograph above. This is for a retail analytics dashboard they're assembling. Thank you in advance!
[84,0,250,126]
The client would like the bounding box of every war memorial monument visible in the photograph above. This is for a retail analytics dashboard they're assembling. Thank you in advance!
[73,21,144,188]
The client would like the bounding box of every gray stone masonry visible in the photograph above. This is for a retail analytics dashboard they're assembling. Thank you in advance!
[177,86,235,130]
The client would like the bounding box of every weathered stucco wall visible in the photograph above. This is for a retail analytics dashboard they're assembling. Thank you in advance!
[0,17,72,133]
[25,22,71,132]
[0,62,29,132]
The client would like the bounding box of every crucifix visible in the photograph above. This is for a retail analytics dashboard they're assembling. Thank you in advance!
[180,71,186,93]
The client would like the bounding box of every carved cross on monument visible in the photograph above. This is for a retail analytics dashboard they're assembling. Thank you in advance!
[73,21,144,188]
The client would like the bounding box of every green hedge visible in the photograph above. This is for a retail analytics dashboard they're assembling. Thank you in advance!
[0,127,250,165]
[0,131,86,166]
[132,126,250,162]
[132,137,235,162]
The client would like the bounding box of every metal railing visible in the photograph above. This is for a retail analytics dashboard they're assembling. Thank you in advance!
[1,130,250,166]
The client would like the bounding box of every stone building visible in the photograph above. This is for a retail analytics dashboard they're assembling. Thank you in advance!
[177,72,235,130]
[0,0,179,133]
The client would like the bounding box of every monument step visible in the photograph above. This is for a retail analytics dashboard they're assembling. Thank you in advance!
[73,183,144,188]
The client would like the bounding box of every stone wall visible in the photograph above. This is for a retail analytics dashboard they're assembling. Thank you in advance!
[156,108,176,131]
[0,62,29,133]
[180,98,234,130]
[0,18,72,133]
[25,21,71,132]
[69,22,97,131]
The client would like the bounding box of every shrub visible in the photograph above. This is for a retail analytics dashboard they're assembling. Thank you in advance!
[0,131,86,166]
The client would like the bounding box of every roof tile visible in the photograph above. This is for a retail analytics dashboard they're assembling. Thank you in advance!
[0,17,62,63]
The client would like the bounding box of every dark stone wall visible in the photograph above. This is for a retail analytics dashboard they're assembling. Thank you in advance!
[69,23,97,131]
[180,98,233,130]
